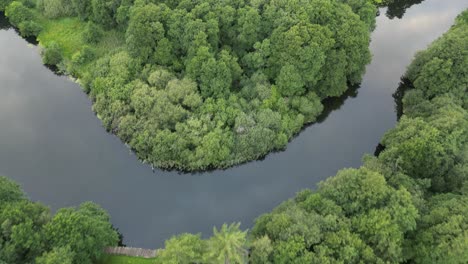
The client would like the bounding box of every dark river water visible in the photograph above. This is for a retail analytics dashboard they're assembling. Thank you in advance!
[0,0,466,248]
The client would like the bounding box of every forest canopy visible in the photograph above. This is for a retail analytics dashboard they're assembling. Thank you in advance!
[92,9,468,264]
[2,0,377,171]
[0,177,119,264]
[131,9,467,264]
[248,9,468,263]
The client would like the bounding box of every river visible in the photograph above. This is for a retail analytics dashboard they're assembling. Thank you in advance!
[0,0,466,248]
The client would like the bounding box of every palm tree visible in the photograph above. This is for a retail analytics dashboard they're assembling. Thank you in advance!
[205,223,248,264]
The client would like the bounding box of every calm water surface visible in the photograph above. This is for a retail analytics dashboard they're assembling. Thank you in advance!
[0,0,466,248]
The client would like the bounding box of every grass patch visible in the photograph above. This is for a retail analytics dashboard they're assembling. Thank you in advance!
[37,17,85,59]
[36,17,125,60]
[96,254,158,264]
[33,13,125,76]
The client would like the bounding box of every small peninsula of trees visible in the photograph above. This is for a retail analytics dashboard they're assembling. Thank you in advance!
[0,177,119,264]
[2,0,377,171]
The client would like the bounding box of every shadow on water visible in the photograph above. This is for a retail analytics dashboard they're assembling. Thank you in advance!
[0,12,10,30]
[383,0,426,19]
[392,77,415,120]
[374,76,415,157]
[317,84,360,123]
[0,12,38,45]
[43,63,65,76]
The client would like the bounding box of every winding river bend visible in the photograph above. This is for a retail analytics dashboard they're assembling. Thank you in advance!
[0,0,466,248]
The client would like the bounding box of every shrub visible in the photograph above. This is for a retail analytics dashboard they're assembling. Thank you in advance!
[82,22,103,44]
[4,1,33,26]
[18,20,42,37]
[42,42,63,65]
[0,0,13,10]
[71,46,95,65]
[19,0,34,8]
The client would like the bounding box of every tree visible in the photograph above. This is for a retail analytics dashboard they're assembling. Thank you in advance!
[158,234,206,264]
[44,202,119,264]
[71,0,91,20]
[276,64,304,97]
[0,178,120,264]
[380,117,453,192]
[42,42,63,66]
[4,1,33,26]
[251,167,418,263]
[0,200,50,263]
[126,3,167,61]
[0,177,25,206]
[91,0,120,28]
[205,223,248,264]
[193,127,233,169]
[249,236,273,264]
[0,0,13,10]
[18,20,42,37]
[36,247,75,264]
[409,194,468,264]
[82,22,103,44]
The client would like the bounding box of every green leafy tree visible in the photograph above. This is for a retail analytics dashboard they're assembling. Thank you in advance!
[71,0,91,20]
[0,201,50,263]
[0,0,14,10]
[36,247,75,264]
[252,167,418,263]
[380,117,453,191]
[5,1,33,26]
[409,194,468,264]
[91,0,120,28]
[205,223,248,264]
[0,177,25,206]
[44,202,119,264]
[42,42,63,66]
[82,22,103,44]
[18,20,42,37]
[158,234,206,264]
[126,3,166,61]
[249,236,273,264]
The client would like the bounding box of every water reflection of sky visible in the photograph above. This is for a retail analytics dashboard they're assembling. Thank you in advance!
[0,0,467,248]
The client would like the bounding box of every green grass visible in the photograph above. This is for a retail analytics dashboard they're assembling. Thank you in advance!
[37,17,86,59]
[96,254,158,264]
[36,17,125,59]
[30,11,125,78]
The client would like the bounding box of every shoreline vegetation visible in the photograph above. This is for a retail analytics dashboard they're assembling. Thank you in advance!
[109,6,466,263]
[0,177,120,264]
[0,7,466,263]
[1,0,378,171]
[130,9,468,263]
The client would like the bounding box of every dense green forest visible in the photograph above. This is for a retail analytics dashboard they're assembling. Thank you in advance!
[0,177,119,264]
[1,0,377,170]
[145,9,468,263]
[0,1,467,264]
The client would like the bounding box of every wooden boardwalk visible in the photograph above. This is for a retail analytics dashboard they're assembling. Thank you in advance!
[105,247,157,258]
